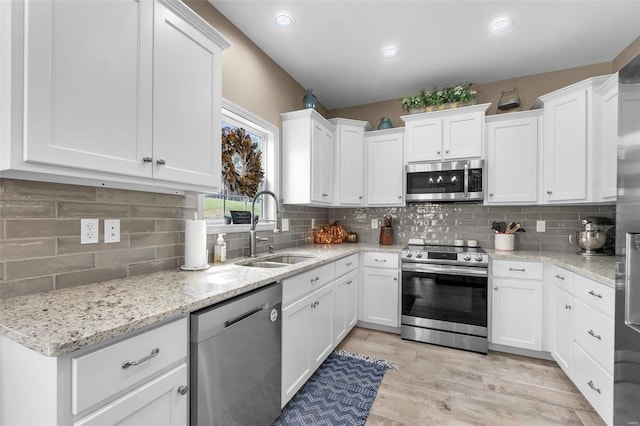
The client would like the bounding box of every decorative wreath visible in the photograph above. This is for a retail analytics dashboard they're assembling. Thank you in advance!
[221,127,264,198]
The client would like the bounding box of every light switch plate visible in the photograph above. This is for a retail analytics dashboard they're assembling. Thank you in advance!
[104,219,120,243]
[371,218,379,229]
[311,218,316,229]
[281,218,290,232]
[536,220,546,232]
[80,218,99,244]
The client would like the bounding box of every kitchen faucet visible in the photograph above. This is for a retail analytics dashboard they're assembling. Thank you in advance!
[249,190,280,257]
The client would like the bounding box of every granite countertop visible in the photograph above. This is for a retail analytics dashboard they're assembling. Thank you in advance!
[0,244,616,358]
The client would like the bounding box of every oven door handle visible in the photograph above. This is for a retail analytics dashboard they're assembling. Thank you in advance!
[402,263,488,277]
[463,162,469,198]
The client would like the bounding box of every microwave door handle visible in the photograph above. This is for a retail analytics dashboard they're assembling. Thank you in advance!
[463,163,469,198]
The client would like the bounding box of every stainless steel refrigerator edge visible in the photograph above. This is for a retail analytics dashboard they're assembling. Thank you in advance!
[615,53,640,426]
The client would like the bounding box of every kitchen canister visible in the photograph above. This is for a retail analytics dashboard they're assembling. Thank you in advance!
[494,233,515,251]
[302,88,318,110]
[181,213,209,270]
[377,117,393,129]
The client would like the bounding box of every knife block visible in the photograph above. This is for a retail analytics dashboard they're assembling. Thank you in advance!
[379,227,393,245]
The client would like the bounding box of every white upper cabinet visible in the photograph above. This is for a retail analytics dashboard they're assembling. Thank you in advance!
[0,0,230,193]
[534,76,610,204]
[282,109,335,205]
[329,118,371,206]
[594,73,618,202]
[485,110,541,205]
[401,103,490,163]
[365,128,404,206]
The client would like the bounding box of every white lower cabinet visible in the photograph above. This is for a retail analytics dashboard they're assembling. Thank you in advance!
[490,260,543,351]
[361,252,400,328]
[551,284,574,375]
[0,317,189,426]
[334,269,359,344]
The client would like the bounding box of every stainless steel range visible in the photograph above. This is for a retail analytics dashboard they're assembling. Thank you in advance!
[401,240,489,354]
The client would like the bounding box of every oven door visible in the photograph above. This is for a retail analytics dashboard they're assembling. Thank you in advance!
[401,263,488,337]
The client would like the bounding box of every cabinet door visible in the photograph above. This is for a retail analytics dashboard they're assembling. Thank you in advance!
[152,1,222,189]
[598,80,618,201]
[551,286,573,375]
[362,267,399,327]
[443,112,483,159]
[311,121,334,204]
[281,294,313,406]
[346,271,358,330]
[73,364,188,426]
[310,283,335,367]
[491,278,542,350]
[405,119,442,162]
[366,132,404,206]
[543,90,588,202]
[334,270,358,344]
[23,0,153,177]
[337,126,365,205]
[486,117,538,204]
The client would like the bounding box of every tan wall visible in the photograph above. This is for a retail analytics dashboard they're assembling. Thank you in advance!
[184,0,328,126]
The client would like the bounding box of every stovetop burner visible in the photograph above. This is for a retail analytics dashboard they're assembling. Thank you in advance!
[402,241,489,267]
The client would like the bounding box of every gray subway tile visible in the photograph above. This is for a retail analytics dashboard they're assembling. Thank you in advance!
[58,202,129,218]
[0,200,56,218]
[0,276,54,299]
[156,219,184,232]
[95,188,156,205]
[6,219,79,238]
[121,219,156,233]
[57,237,129,254]
[55,266,128,290]
[130,232,180,248]
[96,247,156,268]
[156,244,184,259]
[155,193,192,207]
[4,179,95,201]
[6,253,94,280]
[130,205,180,218]
[128,258,178,276]
[0,239,56,261]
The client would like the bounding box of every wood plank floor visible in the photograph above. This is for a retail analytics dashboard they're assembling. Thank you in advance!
[336,327,605,426]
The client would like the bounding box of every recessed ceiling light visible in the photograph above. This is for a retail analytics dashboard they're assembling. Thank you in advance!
[489,17,514,33]
[274,14,295,29]
[382,47,400,59]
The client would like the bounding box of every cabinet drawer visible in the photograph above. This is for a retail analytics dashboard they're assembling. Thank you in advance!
[72,317,187,415]
[574,299,614,374]
[492,260,543,280]
[549,264,574,293]
[335,253,359,277]
[283,262,336,306]
[572,343,613,425]
[363,252,399,268]
[573,274,614,318]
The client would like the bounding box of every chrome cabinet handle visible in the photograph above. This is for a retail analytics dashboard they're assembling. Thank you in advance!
[358,196,363,199]
[393,277,398,281]
[375,258,387,262]
[509,268,526,272]
[177,385,188,396]
[565,304,572,310]
[555,274,565,280]
[445,150,449,154]
[437,151,441,155]
[588,330,602,340]
[489,193,494,196]
[310,276,320,283]
[494,287,499,291]
[547,190,553,195]
[346,280,353,285]
[398,195,402,199]
[588,290,603,299]
[156,158,166,165]
[122,348,159,369]
[346,262,352,266]
[587,380,601,394]
[142,156,153,163]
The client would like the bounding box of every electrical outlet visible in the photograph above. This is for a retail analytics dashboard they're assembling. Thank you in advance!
[81,218,99,244]
[281,218,290,232]
[371,218,379,229]
[311,218,316,229]
[104,219,120,243]
[536,220,546,232]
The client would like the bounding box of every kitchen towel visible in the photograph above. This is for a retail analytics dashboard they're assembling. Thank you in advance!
[183,218,208,268]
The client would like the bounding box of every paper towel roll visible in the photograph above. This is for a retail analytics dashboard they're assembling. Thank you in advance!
[184,219,207,268]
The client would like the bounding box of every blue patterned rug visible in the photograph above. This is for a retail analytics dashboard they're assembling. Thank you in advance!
[273,350,397,426]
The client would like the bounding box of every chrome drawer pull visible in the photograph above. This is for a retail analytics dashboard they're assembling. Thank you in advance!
[375,259,387,262]
[177,385,188,396]
[565,304,572,310]
[588,330,602,340]
[346,262,352,266]
[156,158,166,165]
[555,274,565,280]
[346,280,352,285]
[588,290,603,299]
[310,276,320,283]
[122,348,159,369]
[587,380,601,394]
[509,268,526,272]
[142,156,153,163]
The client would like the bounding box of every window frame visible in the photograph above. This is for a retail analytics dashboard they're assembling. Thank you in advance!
[199,99,280,235]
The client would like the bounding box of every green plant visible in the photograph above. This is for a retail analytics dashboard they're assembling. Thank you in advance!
[401,83,476,111]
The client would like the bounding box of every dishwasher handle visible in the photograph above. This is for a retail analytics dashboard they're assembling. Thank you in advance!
[225,306,264,328]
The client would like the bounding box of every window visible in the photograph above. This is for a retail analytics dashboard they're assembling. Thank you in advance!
[200,100,279,233]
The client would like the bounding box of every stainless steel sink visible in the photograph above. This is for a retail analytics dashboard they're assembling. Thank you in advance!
[239,254,315,268]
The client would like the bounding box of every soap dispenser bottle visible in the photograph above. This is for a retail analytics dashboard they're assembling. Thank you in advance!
[214,234,227,263]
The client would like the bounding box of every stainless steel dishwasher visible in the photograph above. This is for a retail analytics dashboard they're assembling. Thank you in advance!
[190,282,282,426]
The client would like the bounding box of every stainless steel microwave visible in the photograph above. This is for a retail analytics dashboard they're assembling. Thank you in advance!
[405,160,484,202]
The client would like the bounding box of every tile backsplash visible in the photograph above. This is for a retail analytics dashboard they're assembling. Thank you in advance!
[0,178,327,299]
[0,177,615,299]
[329,203,616,252]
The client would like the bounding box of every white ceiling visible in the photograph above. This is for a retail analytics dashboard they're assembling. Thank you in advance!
[208,0,640,110]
